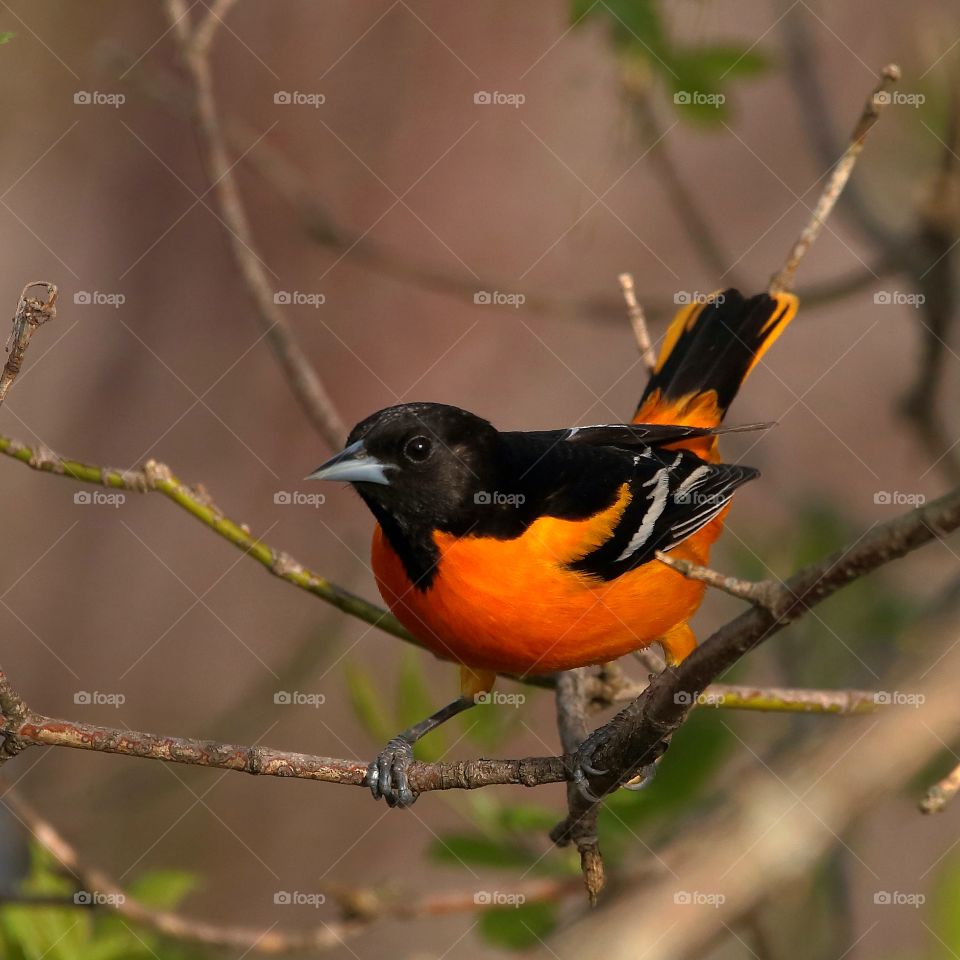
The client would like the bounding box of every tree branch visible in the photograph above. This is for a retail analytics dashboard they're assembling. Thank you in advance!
[0,282,56,406]
[2,786,578,955]
[164,0,346,449]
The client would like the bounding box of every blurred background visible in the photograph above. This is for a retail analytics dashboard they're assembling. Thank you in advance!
[0,1,959,957]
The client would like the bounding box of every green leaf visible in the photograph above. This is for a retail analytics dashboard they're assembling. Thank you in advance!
[396,652,437,734]
[933,851,960,951]
[345,662,395,744]
[478,901,558,950]
[126,870,198,910]
[0,32,13,45]
[427,834,542,870]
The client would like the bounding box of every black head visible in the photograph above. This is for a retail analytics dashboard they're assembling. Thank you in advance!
[308,402,503,531]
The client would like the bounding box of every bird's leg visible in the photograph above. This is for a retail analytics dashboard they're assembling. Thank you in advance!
[366,666,496,808]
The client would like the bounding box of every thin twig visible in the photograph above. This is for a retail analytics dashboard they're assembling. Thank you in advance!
[654,551,780,608]
[552,669,605,905]
[769,64,901,295]
[164,0,346,449]
[618,273,656,371]
[920,758,960,814]
[2,787,577,954]
[109,50,898,330]
[0,282,56,406]
[0,437,409,641]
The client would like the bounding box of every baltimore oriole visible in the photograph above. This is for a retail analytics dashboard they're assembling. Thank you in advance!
[309,288,798,806]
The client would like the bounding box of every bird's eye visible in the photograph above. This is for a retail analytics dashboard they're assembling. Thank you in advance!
[403,435,433,463]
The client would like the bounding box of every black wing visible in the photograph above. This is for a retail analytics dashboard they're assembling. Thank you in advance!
[523,421,772,453]
[568,448,758,581]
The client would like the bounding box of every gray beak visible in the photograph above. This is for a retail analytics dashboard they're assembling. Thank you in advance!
[305,439,392,486]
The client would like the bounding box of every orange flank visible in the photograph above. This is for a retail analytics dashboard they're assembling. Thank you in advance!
[371,491,721,677]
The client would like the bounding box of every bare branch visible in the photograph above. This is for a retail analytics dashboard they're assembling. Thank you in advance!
[920,757,960,814]
[0,674,566,790]
[654,551,780,608]
[0,282,56,406]
[0,436,410,642]
[618,273,656,372]
[552,669,605,905]
[769,64,900,295]
[164,0,346,449]
[3,786,579,954]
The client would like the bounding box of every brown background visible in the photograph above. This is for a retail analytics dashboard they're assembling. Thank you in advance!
[0,2,958,957]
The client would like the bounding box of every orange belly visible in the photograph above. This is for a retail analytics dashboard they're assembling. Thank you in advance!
[371,492,726,676]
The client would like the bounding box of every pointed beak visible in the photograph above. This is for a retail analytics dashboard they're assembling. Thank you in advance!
[305,439,392,486]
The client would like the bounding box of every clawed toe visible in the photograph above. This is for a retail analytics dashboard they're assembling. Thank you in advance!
[366,737,418,807]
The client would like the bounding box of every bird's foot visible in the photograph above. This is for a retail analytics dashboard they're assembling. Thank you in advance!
[571,728,668,802]
[365,737,418,808]
[570,726,615,803]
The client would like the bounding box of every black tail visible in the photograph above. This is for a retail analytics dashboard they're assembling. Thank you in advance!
[636,289,798,420]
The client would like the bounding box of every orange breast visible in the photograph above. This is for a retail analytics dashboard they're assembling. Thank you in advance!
[370,486,726,676]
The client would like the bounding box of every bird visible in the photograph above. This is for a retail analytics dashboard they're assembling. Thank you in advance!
[308,288,798,806]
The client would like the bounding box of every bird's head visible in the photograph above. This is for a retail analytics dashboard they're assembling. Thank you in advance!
[307,402,502,529]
